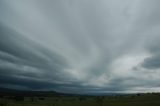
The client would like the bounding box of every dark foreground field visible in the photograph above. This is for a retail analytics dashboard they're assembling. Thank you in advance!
[0,88,160,106]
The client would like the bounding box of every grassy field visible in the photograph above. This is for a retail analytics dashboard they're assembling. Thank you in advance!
[1,93,160,106]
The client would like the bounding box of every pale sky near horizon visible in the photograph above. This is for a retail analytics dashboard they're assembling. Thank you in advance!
[1,0,160,94]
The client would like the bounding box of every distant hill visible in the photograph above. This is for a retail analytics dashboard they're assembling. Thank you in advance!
[0,87,67,97]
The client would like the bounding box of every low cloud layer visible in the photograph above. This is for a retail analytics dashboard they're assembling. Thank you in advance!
[1,0,160,94]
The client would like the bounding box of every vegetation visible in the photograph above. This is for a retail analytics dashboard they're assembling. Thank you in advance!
[0,88,160,106]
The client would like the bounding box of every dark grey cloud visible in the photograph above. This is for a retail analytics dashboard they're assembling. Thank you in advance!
[0,23,72,90]
[1,0,160,94]
[142,55,160,69]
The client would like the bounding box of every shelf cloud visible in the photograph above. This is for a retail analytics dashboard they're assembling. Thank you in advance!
[1,0,160,94]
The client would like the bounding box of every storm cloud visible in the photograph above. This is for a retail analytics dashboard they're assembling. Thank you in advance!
[1,0,160,94]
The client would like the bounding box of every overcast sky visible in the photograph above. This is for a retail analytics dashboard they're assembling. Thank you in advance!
[1,0,160,94]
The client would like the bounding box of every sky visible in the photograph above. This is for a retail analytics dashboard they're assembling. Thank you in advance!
[0,0,160,94]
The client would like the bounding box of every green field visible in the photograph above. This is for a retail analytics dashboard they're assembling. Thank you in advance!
[1,93,160,106]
